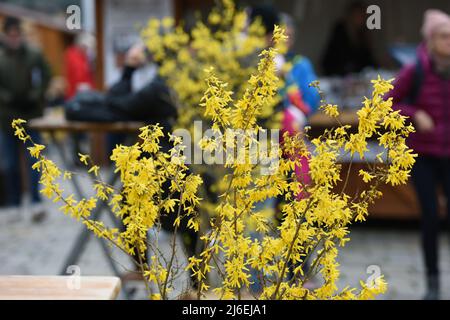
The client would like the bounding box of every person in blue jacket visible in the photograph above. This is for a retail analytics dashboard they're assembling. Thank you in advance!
[278,13,321,290]
[281,13,321,117]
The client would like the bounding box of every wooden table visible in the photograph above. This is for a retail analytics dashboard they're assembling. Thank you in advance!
[0,276,121,300]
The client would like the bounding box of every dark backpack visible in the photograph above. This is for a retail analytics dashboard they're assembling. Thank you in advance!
[65,90,127,122]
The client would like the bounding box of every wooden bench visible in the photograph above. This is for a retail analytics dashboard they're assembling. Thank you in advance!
[0,276,121,300]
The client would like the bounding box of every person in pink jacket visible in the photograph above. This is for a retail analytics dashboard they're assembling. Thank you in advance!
[388,9,450,300]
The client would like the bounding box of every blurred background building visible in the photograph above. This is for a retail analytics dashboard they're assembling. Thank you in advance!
[0,0,447,90]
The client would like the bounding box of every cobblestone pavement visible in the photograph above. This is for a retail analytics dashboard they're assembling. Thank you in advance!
[1,174,450,300]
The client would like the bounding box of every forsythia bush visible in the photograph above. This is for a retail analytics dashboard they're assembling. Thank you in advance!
[13,24,416,299]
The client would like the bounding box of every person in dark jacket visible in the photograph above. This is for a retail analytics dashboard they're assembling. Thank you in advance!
[107,44,199,289]
[321,1,377,76]
[0,17,51,222]
[105,43,176,154]
[105,44,176,131]
[388,9,450,300]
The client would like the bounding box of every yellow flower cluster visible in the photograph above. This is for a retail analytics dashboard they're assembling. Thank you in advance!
[12,120,202,299]
[186,26,415,300]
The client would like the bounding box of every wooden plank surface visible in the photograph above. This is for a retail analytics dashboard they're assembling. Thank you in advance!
[0,276,121,300]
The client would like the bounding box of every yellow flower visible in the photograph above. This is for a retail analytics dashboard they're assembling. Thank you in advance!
[322,104,340,118]
[359,170,375,183]
[28,144,46,159]
[88,165,100,177]
[78,153,89,166]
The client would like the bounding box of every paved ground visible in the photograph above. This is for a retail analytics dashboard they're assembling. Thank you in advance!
[1,160,450,300]
[337,226,450,300]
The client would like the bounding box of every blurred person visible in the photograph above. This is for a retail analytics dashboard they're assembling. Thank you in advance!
[388,9,450,300]
[280,13,320,129]
[321,1,378,76]
[64,32,96,99]
[278,12,320,290]
[103,43,174,152]
[64,33,96,162]
[245,7,320,295]
[279,13,318,196]
[0,17,51,223]
[245,5,282,296]
[105,44,201,290]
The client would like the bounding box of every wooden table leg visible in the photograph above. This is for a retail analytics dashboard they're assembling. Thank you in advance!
[90,132,108,166]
